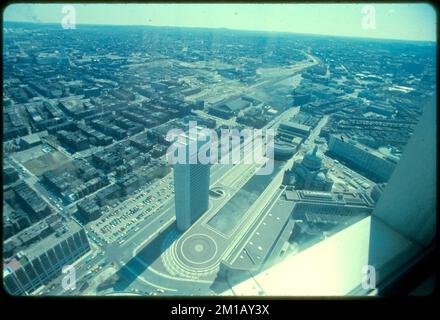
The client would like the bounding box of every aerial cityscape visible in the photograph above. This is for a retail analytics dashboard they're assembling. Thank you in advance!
[2,4,437,297]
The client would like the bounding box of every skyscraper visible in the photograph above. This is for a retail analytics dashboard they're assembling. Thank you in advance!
[173,129,211,231]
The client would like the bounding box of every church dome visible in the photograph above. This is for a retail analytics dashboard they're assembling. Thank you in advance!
[302,146,322,170]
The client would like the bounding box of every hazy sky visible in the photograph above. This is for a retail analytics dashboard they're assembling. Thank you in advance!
[3,3,437,42]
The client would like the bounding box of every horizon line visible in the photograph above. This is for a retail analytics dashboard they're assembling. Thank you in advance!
[3,19,437,44]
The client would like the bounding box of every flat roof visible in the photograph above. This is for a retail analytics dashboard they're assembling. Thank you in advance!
[284,190,373,207]
[225,217,374,296]
[281,121,311,131]
[24,220,84,261]
[330,134,397,163]
[224,197,295,271]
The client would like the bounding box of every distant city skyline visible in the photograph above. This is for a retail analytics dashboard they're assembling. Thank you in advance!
[3,3,437,42]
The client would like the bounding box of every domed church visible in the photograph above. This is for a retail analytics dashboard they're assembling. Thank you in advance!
[284,146,334,191]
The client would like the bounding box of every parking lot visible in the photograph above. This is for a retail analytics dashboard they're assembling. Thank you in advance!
[88,174,175,245]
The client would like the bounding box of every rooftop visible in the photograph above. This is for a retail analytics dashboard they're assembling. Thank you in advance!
[279,121,311,133]
[23,219,83,261]
[223,196,295,271]
[330,134,399,163]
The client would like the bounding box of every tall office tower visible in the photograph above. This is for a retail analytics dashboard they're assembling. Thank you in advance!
[173,129,211,231]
